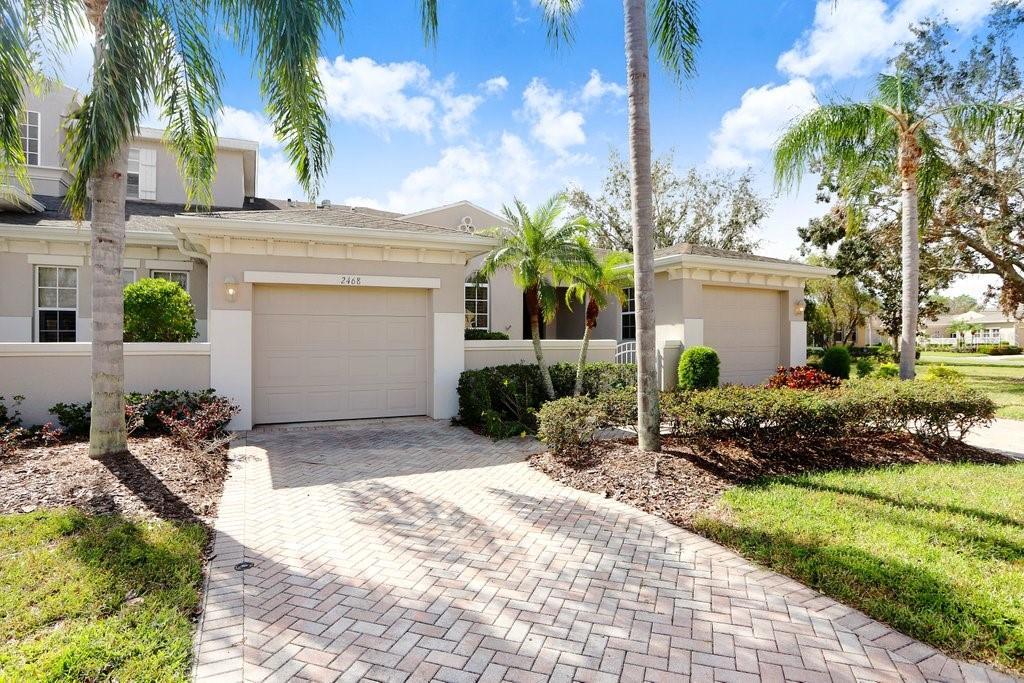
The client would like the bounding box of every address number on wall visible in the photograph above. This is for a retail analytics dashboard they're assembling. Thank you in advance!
[338,276,363,285]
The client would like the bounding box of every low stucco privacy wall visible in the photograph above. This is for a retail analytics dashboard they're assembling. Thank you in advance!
[0,343,210,426]
[464,339,616,370]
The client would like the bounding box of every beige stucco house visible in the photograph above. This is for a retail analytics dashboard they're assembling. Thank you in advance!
[1,83,832,430]
[923,309,1024,347]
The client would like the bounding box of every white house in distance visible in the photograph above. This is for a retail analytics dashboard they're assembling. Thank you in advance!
[1,83,833,429]
[923,309,1024,347]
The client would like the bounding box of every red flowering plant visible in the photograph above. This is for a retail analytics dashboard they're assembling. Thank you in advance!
[766,366,842,390]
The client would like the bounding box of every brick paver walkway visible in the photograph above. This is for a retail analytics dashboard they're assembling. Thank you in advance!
[194,419,1016,682]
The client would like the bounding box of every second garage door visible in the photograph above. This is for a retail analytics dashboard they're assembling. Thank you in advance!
[253,284,429,424]
[703,286,782,385]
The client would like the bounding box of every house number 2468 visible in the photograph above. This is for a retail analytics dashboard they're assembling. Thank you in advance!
[338,276,363,285]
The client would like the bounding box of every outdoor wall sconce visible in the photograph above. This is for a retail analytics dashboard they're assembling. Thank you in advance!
[794,299,807,316]
[224,276,238,302]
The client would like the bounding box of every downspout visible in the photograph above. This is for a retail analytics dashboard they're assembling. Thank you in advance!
[170,225,208,263]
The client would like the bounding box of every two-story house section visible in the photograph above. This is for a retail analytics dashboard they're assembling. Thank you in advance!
[0,82,262,343]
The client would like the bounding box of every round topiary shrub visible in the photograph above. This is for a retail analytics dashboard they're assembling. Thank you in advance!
[677,345,720,390]
[123,277,197,342]
[820,345,852,379]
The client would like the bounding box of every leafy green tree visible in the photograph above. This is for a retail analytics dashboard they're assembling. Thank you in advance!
[565,251,634,396]
[565,150,768,252]
[123,278,196,342]
[539,0,700,452]
[2,0,438,457]
[775,67,1024,380]
[478,195,596,400]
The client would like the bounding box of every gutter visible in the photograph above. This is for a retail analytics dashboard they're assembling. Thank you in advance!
[170,225,209,264]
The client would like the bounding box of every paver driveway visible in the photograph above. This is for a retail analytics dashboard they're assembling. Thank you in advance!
[194,419,1015,683]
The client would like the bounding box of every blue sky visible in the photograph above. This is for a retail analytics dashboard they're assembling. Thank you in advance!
[52,0,1001,297]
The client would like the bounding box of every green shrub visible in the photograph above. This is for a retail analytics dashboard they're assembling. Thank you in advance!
[854,356,876,378]
[457,362,636,438]
[987,344,1022,356]
[123,278,197,342]
[820,345,852,379]
[464,329,510,340]
[50,389,236,440]
[537,396,600,459]
[923,364,965,383]
[876,362,899,378]
[807,346,825,358]
[876,343,896,363]
[677,346,720,390]
[806,354,822,369]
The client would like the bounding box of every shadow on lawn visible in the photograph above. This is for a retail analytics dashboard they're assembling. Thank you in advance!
[694,517,1023,674]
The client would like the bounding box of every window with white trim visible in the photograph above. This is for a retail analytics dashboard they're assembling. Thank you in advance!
[127,148,140,198]
[151,270,188,291]
[35,266,77,342]
[20,111,39,166]
[121,268,136,288]
[621,287,636,340]
[464,276,489,330]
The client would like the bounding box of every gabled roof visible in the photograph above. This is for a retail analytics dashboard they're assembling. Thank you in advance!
[653,242,809,266]
[400,200,507,225]
[931,309,1024,325]
[191,203,478,236]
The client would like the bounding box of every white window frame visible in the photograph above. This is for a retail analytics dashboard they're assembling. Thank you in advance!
[127,148,140,199]
[34,265,77,342]
[621,287,636,341]
[464,277,490,331]
[151,269,189,292]
[20,110,40,166]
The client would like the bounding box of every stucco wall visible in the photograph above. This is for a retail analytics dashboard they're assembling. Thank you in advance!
[150,144,246,208]
[464,339,616,370]
[0,343,210,426]
[22,85,78,170]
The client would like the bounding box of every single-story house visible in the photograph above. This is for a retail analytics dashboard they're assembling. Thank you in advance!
[1,83,833,430]
[923,309,1024,347]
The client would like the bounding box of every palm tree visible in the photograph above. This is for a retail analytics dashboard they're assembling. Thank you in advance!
[479,194,596,400]
[539,0,700,452]
[565,251,633,396]
[774,69,1024,380]
[2,1,440,457]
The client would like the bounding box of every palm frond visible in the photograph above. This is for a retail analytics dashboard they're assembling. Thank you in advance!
[650,0,700,82]
[62,0,161,219]
[535,0,580,48]
[944,101,1024,143]
[152,3,221,209]
[0,1,34,194]
[419,0,438,45]
[876,71,922,115]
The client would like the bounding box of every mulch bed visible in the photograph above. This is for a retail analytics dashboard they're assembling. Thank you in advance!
[531,433,1011,527]
[0,437,229,524]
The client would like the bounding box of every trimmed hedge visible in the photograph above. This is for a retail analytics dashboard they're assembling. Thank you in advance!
[538,379,995,458]
[821,345,852,379]
[677,346,719,390]
[983,344,1022,356]
[458,362,636,438]
[464,329,510,340]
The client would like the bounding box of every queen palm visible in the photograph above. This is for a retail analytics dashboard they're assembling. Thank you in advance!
[774,70,1024,380]
[538,0,700,451]
[565,251,633,396]
[1,1,440,458]
[479,194,596,400]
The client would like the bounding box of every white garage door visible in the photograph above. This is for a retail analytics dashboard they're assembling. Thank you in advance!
[253,285,429,424]
[703,286,782,385]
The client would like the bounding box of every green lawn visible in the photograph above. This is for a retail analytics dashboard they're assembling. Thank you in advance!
[695,462,1024,674]
[0,510,207,681]
[917,358,1024,420]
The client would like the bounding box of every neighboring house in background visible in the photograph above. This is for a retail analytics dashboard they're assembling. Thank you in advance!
[853,316,887,348]
[1,84,833,430]
[923,309,1024,347]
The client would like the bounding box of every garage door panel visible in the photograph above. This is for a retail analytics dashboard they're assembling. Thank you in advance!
[704,286,782,386]
[253,285,429,424]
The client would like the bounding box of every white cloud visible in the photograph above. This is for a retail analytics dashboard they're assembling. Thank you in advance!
[217,106,278,146]
[580,69,626,102]
[778,0,992,80]
[319,55,436,138]
[356,132,542,214]
[708,78,818,168]
[257,151,303,202]
[522,78,586,155]
[482,76,510,94]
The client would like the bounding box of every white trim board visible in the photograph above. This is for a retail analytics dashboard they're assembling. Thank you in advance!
[27,254,84,266]
[243,271,441,289]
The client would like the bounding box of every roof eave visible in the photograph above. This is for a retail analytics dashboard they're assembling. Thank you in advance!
[653,252,836,279]
[0,223,177,246]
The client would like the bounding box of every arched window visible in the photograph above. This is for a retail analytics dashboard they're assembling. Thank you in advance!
[465,275,489,330]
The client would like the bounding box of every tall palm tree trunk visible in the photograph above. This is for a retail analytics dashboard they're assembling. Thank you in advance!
[87,2,129,458]
[573,298,599,396]
[623,0,660,452]
[527,287,556,399]
[898,138,920,381]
